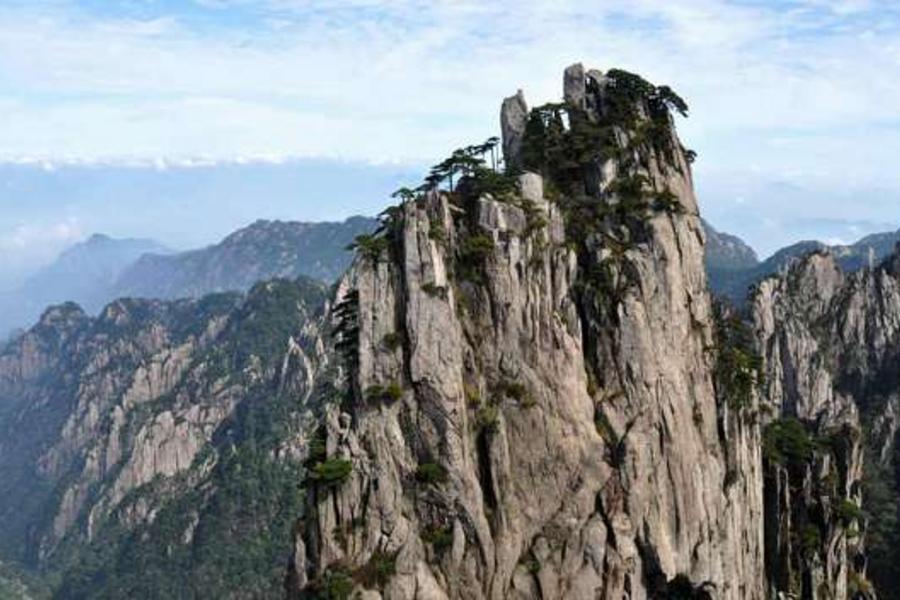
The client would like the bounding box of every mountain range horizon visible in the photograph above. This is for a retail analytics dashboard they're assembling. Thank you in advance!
[5,210,900,343]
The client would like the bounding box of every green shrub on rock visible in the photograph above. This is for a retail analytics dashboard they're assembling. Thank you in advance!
[311,459,352,488]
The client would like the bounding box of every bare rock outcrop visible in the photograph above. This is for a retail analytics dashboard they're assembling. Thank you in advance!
[752,252,876,598]
[290,64,766,600]
[500,91,528,172]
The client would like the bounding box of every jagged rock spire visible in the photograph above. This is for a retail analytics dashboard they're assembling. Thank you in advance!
[563,62,586,109]
[499,89,528,171]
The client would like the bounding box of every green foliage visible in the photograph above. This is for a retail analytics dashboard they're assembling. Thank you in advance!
[798,524,821,557]
[381,332,403,352]
[497,380,535,408]
[498,380,527,401]
[762,418,818,468]
[306,428,328,467]
[365,382,403,404]
[518,69,690,199]
[311,458,353,488]
[309,566,354,600]
[231,278,327,370]
[421,526,453,553]
[520,102,606,188]
[652,189,683,214]
[332,290,360,370]
[55,390,312,599]
[464,383,481,407]
[384,381,403,402]
[457,233,495,284]
[521,558,541,575]
[474,404,500,434]
[354,551,397,589]
[605,69,689,124]
[391,187,417,202]
[594,411,618,445]
[0,560,47,599]
[861,432,900,593]
[835,499,864,525]
[520,199,548,237]
[400,137,504,198]
[713,303,763,410]
[461,166,519,201]
[460,234,495,263]
[848,572,874,596]
[415,462,449,485]
[428,218,446,243]
[347,233,390,262]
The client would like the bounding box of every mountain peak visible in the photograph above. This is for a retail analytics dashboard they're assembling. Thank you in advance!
[85,233,113,244]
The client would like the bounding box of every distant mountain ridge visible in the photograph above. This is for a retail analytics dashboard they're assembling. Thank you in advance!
[703,222,900,302]
[0,234,171,339]
[0,217,378,339]
[3,215,896,338]
[113,217,376,300]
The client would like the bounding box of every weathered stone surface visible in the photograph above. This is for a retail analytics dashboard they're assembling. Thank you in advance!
[291,65,766,600]
[563,62,587,108]
[752,251,876,598]
[500,90,528,171]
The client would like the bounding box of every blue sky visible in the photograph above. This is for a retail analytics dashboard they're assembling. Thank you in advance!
[1,0,899,286]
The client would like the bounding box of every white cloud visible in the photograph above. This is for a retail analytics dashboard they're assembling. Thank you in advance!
[0,0,896,164]
[0,0,898,255]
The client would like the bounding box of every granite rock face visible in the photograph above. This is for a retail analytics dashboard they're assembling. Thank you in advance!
[0,278,332,596]
[290,64,770,600]
[0,63,879,600]
[753,249,900,598]
[500,91,529,172]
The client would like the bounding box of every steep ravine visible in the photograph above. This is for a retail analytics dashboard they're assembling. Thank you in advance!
[287,64,869,599]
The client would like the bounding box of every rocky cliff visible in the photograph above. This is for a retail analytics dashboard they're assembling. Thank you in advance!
[285,64,801,599]
[752,249,900,598]
[0,277,333,597]
[0,64,881,600]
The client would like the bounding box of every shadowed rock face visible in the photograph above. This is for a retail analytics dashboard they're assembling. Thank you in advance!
[288,64,774,600]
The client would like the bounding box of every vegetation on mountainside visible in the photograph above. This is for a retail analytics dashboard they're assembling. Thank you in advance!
[415,462,449,486]
[231,278,327,370]
[712,302,763,410]
[311,458,353,488]
[519,69,690,194]
[862,416,900,594]
[333,289,360,371]
[55,389,310,599]
[762,417,819,468]
[515,69,694,334]
[364,382,403,404]
[761,414,869,596]
[0,277,330,599]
